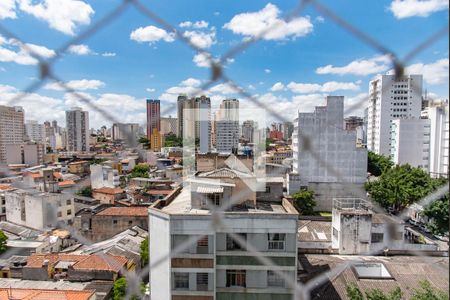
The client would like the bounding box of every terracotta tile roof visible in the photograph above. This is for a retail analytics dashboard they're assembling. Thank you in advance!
[53,172,63,179]
[0,184,14,191]
[0,288,95,300]
[58,180,76,187]
[25,253,128,273]
[146,189,172,195]
[26,172,43,179]
[96,206,148,217]
[93,187,124,195]
[69,161,89,165]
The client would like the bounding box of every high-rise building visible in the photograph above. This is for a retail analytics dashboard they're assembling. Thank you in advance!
[290,96,367,211]
[344,116,364,131]
[390,119,430,169]
[426,100,449,177]
[146,99,161,140]
[0,105,24,164]
[282,121,294,141]
[66,107,90,152]
[216,99,239,154]
[112,123,140,147]
[25,120,45,144]
[241,120,255,143]
[150,128,162,152]
[160,116,178,136]
[367,74,422,156]
[177,95,211,151]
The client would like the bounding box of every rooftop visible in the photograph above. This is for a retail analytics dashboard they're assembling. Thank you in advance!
[0,288,94,300]
[96,206,148,217]
[93,187,124,195]
[298,220,332,242]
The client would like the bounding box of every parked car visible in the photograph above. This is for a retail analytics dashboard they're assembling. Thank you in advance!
[408,219,418,226]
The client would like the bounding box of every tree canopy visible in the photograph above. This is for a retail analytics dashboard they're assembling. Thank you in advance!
[365,164,445,211]
[367,151,394,176]
[140,237,149,265]
[292,189,316,215]
[128,163,150,179]
[423,194,449,235]
[113,277,145,300]
[164,133,182,147]
[77,186,92,197]
[0,230,7,253]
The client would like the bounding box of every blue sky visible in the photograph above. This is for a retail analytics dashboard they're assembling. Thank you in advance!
[0,0,448,128]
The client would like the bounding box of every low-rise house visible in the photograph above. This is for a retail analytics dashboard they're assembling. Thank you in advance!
[74,206,148,242]
[0,288,95,300]
[92,187,126,204]
[23,253,132,281]
[68,161,90,175]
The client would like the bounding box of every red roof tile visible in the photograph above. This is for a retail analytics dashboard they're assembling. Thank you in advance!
[96,206,148,217]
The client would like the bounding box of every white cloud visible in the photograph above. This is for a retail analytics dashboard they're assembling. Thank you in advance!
[130,25,175,44]
[405,58,449,85]
[0,0,16,19]
[223,3,313,41]
[68,44,92,55]
[389,0,448,19]
[181,78,202,87]
[159,78,205,103]
[315,16,325,23]
[248,84,256,90]
[183,30,216,49]
[0,37,55,65]
[179,20,209,29]
[264,69,271,74]
[270,82,285,92]
[316,55,391,76]
[287,81,360,93]
[146,88,156,93]
[209,82,237,95]
[17,0,94,35]
[45,79,105,91]
[193,52,214,68]
[101,52,116,57]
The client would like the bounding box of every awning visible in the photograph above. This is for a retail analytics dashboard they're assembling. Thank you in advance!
[196,186,224,194]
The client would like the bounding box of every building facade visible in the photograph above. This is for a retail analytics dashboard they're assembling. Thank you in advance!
[0,105,24,164]
[216,99,239,154]
[425,100,449,177]
[161,116,178,136]
[5,143,45,166]
[25,120,46,144]
[149,168,298,300]
[66,107,90,152]
[367,74,422,156]
[146,99,161,141]
[112,123,140,146]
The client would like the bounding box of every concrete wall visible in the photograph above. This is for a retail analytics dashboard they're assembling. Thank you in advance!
[308,182,366,212]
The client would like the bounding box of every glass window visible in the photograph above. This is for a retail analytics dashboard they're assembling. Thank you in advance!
[226,270,246,287]
[371,233,384,243]
[268,233,286,251]
[267,270,284,287]
[226,233,246,251]
[196,273,209,291]
[174,272,189,289]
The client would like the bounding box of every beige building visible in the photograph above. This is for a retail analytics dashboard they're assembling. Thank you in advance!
[5,143,45,166]
[161,116,178,136]
[0,106,24,164]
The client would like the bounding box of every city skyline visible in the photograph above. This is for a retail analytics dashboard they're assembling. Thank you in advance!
[0,0,447,128]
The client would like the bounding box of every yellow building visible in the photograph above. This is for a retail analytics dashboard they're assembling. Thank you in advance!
[150,128,162,152]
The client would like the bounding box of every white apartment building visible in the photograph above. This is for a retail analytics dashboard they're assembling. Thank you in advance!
[367,74,422,156]
[112,123,140,147]
[161,116,178,136]
[241,120,255,143]
[390,119,430,170]
[25,120,46,144]
[5,188,75,230]
[149,168,298,300]
[216,99,239,154]
[90,164,120,189]
[290,96,367,211]
[66,107,90,152]
[425,101,449,177]
[0,106,24,164]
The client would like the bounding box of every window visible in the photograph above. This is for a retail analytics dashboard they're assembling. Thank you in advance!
[196,273,209,291]
[113,220,118,224]
[226,270,246,287]
[207,193,221,206]
[67,209,72,216]
[267,270,285,287]
[371,233,383,243]
[174,272,189,289]
[265,186,271,193]
[226,233,246,251]
[66,199,71,205]
[57,211,62,218]
[268,233,286,251]
[197,236,209,254]
[128,220,133,225]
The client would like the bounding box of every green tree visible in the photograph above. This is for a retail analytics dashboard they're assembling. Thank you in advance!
[128,163,150,179]
[411,280,448,300]
[77,186,92,197]
[346,284,402,300]
[423,194,449,235]
[113,277,145,300]
[164,133,183,147]
[265,138,275,151]
[346,284,364,300]
[140,237,149,265]
[365,164,444,211]
[292,189,316,215]
[367,151,394,176]
[0,230,7,253]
